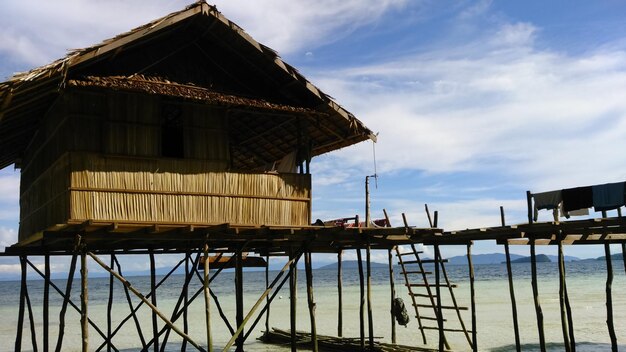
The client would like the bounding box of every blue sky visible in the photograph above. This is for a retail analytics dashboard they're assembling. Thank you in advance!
[2,0,626,276]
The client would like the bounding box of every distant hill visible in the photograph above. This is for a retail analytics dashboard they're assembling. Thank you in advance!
[446,253,580,265]
[595,253,624,261]
[510,254,551,263]
[317,260,388,270]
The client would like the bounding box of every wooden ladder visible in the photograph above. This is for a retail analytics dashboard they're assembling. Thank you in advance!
[389,210,473,350]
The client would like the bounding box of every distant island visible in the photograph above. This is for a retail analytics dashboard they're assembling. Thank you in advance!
[317,260,389,270]
[507,254,551,263]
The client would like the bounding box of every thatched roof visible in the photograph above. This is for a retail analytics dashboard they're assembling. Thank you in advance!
[0,1,375,170]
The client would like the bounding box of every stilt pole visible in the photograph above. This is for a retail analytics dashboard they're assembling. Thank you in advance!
[501,206,521,352]
[265,254,270,335]
[289,248,297,352]
[337,250,343,337]
[356,247,365,349]
[81,251,89,352]
[388,246,397,344]
[55,251,78,352]
[43,254,50,352]
[235,248,245,352]
[107,254,115,352]
[204,243,213,352]
[15,256,26,352]
[25,276,38,352]
[467,243,477,351]
[366,242,374,349]
[530,238,546,352]
[605,243,617,351]
[435,244,444,352]
[182,251,190,352]
[558,237,571,352]
[305,251,318,352]
[150,250,159,352]
[87,252,206,351]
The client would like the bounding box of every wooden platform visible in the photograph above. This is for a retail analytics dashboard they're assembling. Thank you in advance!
[2,220,442,255]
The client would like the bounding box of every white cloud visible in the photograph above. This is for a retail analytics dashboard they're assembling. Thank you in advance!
[310,24,626,192]
[0,227,17,250]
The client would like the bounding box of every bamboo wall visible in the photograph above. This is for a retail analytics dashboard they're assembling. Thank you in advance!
[18,87,310,242]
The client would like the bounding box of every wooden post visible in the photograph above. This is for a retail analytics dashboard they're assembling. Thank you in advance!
[501,206,521,352]
[44,254,50,352]
[337,250,343,337]
[605,243,618,351]
[235,249,244,352]
[265,254,270,335]
[366,242,374,349]
[526,191,533,224]
[107,254,115,352]
[182,251,190,352]
[558,238,571,352]
[305,252,318,352]
[388,247,397,344]
[289,249,297,352]
[25,277,38,351]
[81,252,89,352]
[204,244,213,352]
[150,251,159,352]
[356,247,365,349]
[435,244,444,352]
[15,256,26,352]
[530,238,546,352]
[56,252,78,352]
[88,252,205,351]
[467,243,477,352]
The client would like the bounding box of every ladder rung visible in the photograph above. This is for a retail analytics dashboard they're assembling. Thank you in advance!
[406,283,457,288]
[419,316,447,322]
[421,326,474,333]
[402,271,432,275]
[419,259,448,264]
[409,293,437,298]
[414,303,468,310]
[397,251,423,256]
[401,260,421,265]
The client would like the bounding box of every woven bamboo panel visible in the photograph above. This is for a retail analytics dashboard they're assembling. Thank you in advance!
[68,152,310,226]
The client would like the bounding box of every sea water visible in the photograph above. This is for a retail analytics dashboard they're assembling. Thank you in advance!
[1,259,625,351]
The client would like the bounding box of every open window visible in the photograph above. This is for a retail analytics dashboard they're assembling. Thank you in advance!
[161,103,184,158]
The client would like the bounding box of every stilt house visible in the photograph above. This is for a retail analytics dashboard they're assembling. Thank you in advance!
[0,2,374,244]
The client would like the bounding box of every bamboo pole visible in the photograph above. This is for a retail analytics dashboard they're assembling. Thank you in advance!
[383,209,396,344]
[388,247,397,344]
[435,244,444,352]
[305,252,318,352]
[87,252,206,351]
[204,244,213,352]
[265,254,270,335]
[235,249,245,352]
[356,247,365,349]
[223,251,302,352]
[44,254,50,352]
[25,277,38,352]
[81,252,89,352]
[337,250,343,337]
[605,243,617,351]
[289,249,297,352]
[558,238,571,352]
[150,251,159,352]
[107,255,115,352]
[182,251,190,352]
[366,242,374,349]
[467,243,477,352]
[112,256,147,351]
[55,252,78,352]
[501,207,521,352]
[15,256,26,352]
[530,238,546,352]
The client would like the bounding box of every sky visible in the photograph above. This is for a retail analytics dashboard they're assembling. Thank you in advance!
[2,0,626,277]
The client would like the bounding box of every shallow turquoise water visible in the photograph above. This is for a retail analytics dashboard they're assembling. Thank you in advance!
[1,257,625,351]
